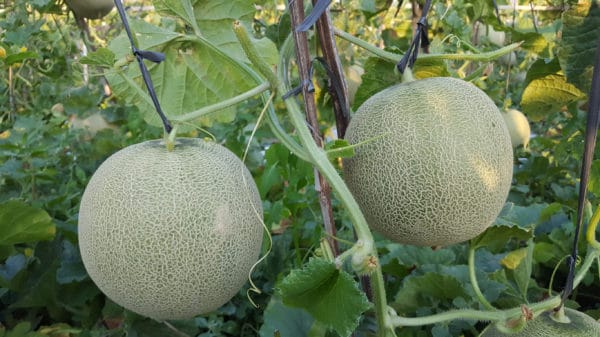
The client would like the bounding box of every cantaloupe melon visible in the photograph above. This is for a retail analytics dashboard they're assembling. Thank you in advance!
[346,64,364,106]
[78,138,264,320]
[476,24,506,47]
[479,308,600,336]
[501,109,531,148]
[65,0,114,19]
[343,77,513,246]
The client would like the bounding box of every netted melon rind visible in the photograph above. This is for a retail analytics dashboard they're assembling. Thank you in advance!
[78,138,264,320]
[343,77,513,246]
[479,308,600,336]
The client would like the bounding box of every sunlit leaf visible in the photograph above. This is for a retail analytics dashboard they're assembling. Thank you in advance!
[521,70,586,121]
[500,248,528,269]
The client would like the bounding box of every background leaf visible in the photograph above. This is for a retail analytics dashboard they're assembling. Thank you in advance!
[79,48,116,67]
[558,0,600,93]
[471,225,532,253]
[393,272,469,313]
[259,297,314,337]
[0,200,55,245]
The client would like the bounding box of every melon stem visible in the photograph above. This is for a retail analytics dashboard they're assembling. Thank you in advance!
[468,246,497,311]
[401,68,415,83]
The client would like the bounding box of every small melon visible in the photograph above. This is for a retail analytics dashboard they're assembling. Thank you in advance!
[476,24,506,47]
[479,308,600,336]
[501,109,531,148]
[65,0,114,19]
[78,138,264,320]
[499,51,517,66]
[343,77,513,246]
[346,64,364,106]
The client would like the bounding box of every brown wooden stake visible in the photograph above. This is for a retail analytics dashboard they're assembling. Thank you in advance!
[312,0,350,138]
[288,0,339,256]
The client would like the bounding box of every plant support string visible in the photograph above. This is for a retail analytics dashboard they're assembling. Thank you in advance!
[113,0,172,134]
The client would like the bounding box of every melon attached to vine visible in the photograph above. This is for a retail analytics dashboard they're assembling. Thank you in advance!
[65,0,114,19]
[78,138,264,320]
[343,77,513,246]
[479,308,600,336]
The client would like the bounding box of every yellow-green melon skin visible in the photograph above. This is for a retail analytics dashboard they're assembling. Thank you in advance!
[479,308,600,336]
[343,77,513,246]
[66,0,114,19]
[78,138,264,320]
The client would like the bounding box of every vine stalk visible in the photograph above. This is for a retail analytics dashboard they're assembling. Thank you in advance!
[468,246,496,311]
[334,28,522,64]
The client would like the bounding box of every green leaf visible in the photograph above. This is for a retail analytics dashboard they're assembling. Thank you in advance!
[393,272,469,313]
[194,0,278,65]
[383,244,456,266]
[412,58,451,79]
[10,240,61,309]
[558,0,600,93]
[511,31,550,57]
[523,57,562,87]
[494,203,548,228]
[521,71,586,121]
[106,37,256,128]
[324,139,355,160]
[1,322,45,337]
[471,225,532,253]
[4,51,38,66]
[259,297,314,337]
[352,57,399,110]
[278,258,370,337]
[79,48,116,67]
[352,56,450,110]
[508,240,534,299]
[154,0,278,66]
[0,200,55,246]
[153,0,199,33]
[0,254,28,290]
[589,160,600,198]
[56,240,88,284]
[500,248,528,270]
